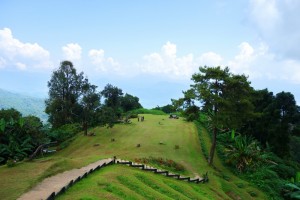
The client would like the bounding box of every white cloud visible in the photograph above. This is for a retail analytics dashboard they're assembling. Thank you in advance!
[88,49,120,72]
[15,62,26,70]
[226,41,300,84]
[139,41,197,79]
[0,28,52,70]
[248,0,300,59]
[62,43,82,61]
[0,57,6,69]
[162,41,177,57]
[249,0,281,32]
[198,52,223,66]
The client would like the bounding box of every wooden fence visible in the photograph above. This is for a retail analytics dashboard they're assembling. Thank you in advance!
[115,158,208,184]
[46,157,208,200]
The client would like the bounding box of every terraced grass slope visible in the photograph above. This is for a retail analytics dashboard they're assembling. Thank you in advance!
[0,114,267,199]
[56,165,215,200]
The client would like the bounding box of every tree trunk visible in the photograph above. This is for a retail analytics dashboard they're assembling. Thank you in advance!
[84,121,88,136]
[208,126,217,165]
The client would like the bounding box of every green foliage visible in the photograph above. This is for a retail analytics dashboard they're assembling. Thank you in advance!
[184,105,200,121]
[224,135,263,172]
[48,123,81,143]
[290,136,300,163]
[134,157,185,172]
[0,109,47,164]
[191,66,255,165]
[244,89,300,158]
[296,172,300,183]
[45,61,86,128]
[101,84,123,117]
[120,93,142,112]
[81,83,101,135]
[194,121,209,160]
[283,183,300,199]
[6,159,17,167]
[130,108,166,115]
[244,166,284,200]
[152,104,176,114]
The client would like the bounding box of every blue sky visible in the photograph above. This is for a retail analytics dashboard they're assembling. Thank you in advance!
[1,0,300,108]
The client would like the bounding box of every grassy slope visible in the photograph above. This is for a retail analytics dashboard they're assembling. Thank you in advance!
[0,114,267,199]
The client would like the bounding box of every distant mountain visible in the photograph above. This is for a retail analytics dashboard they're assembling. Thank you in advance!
[0,88,48,122]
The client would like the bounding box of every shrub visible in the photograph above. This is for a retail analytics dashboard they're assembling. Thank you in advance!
[243,166,285,199]
[6,159,16,167]
[135,157,185,172]
[130,108,166,115]
[48,123,81,142]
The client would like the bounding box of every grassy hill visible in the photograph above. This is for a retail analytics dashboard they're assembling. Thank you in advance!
[0,88,47,122]
[0,114,267,199]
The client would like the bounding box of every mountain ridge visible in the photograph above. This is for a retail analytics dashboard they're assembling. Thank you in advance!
[0,88,48,122]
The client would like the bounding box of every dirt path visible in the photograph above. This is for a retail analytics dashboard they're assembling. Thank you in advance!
[18,158,113,200]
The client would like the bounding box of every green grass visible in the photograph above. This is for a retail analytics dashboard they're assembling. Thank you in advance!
[56,165,217,200]
[0,114,268,199]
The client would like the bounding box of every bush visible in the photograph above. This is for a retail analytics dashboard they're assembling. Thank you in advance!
[48,123,81,143]
[6,159,16,167]
[130,108,166,115]
[134,157,185,172]
[243,165,285,200]
[126,113,138,118]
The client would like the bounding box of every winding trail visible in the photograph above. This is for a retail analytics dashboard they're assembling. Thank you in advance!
[18,158,113,200]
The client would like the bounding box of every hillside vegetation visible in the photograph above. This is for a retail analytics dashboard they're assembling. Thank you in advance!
[0,114,267,199]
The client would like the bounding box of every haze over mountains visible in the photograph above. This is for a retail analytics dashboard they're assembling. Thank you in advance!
[0,88,47,122]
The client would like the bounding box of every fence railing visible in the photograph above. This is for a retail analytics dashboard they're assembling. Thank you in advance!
[115,158,208,184]
[46,160,114,200]
[46,157,208,200]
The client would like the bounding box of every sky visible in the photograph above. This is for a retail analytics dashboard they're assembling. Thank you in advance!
[0,0,300,108]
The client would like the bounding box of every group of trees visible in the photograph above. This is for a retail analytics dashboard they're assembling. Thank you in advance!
[173,66,300,199]
[0,108,46,164]
[0,61,142,164]
[173,66,300,164]
[45,61,142,135]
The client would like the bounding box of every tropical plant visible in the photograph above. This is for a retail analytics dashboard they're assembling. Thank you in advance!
[225,134,273,172]
[283,183,300,199]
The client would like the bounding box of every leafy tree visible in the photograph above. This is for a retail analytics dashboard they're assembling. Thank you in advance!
[0,108,22,121]
[45,61,85,128]
[23,115,48,146]
[242,89,275,143]
[191,66,254,165]
[160,104,176,114]
[120,93,142,112]
[81,82,101,135]
[221,74,255,130]
[96,106,116,128]
[101,84,123,118]
[0,110,40,163]
[181,89,199,121]
[267,92,299,157]
[191,66,230,165]
[244,90,300,158]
